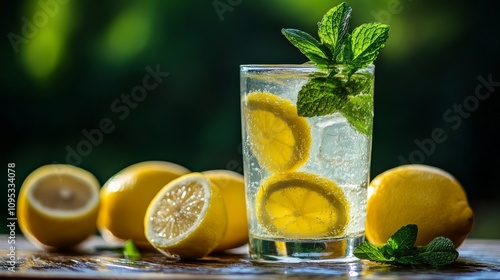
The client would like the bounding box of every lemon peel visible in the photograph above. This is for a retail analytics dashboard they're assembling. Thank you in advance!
[366,164,474,248]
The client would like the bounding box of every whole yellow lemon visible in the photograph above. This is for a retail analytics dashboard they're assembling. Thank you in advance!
[366,164,474,248]
[97,161,190,247]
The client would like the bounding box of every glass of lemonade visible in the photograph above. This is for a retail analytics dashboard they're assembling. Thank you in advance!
[240,64,374,262]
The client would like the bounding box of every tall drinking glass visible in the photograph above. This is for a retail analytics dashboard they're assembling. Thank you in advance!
[240,64,374,262]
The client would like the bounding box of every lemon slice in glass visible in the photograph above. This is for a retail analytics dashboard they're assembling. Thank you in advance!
[18,164,100,249]
[244,92,311,172]
[144,172,227,260]
[256,172,349,239]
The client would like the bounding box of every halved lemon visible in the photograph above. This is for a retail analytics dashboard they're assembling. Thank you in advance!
[18,164,100,249]
[144,172,227,259]
[202,170,248,252]
[256,172,349,239]
[97,161,190,248]
[244,92,311,172]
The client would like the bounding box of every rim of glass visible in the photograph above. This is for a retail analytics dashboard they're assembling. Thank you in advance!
[240,63,374,74]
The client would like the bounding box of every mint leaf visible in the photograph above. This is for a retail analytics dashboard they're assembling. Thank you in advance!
[354,240,393,262]
[281,2,390,135]
[341,93,373,136]
[342,23,390,74]
[297,77,348,117]
[354,225,459,267]
[417,237,459,267]
[345,74,373,96]
[123,239,141,259]
[318,2,351,61]
[384,224,418,257]
[282,28,331,67]
[396,252,425,266]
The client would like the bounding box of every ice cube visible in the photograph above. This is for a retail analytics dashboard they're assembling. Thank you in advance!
[316,117,371,186]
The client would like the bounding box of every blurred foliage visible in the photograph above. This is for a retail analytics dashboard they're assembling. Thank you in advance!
[1,0,499,238]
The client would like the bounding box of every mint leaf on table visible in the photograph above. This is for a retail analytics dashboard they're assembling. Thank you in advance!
[123,239,141,259]
[383,224,418,257]
[354,240,394,263]
[354,224,459,267]
[281,2,390,135]
[417,237,459,267]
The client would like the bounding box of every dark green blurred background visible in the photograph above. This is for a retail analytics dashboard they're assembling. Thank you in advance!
[2,0,499,238]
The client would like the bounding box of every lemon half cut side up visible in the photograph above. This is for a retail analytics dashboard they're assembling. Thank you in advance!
[18,164,100,250]
[144,172,228,260]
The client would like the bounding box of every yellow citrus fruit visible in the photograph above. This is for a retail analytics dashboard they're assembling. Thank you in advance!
[366,164,474,248]
[18,164,100,249]
[256,172,349,239]
[244,92,311,172]
[144,172,228,259]
[97,161,190,247]
[202,170,248,252]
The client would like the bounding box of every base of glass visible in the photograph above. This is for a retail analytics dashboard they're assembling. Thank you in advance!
[248,234,364,263]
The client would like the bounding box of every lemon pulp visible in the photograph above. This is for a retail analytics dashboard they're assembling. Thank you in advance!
[144,173,227,259]
[256,172,349,239]
[244,92,311,172]
[18,164,100,249]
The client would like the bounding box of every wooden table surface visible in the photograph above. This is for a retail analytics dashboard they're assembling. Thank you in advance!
[1,235,499,279]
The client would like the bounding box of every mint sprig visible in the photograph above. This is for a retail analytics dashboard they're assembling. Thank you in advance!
[281,2,389,135]
[354,224,459,267]
[282,2,389,74]
[297,74,373,135]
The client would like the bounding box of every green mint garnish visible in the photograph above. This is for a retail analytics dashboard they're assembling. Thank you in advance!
[317,2,352,64]
[123,239,141,259]
[282,2,389,135]
[342,22,390,76]
[297,74,373,135]
[342,93,374,135]
[296,77,348,117]
[281,29,331,67]
[354,224,459,267]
